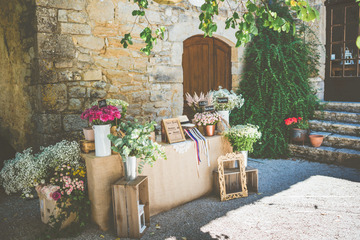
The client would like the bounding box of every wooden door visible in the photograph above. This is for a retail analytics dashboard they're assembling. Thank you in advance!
[183,35,232,111]
[325,0,360,102]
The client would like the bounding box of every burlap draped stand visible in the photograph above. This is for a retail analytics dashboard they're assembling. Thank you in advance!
[82,135,232,231]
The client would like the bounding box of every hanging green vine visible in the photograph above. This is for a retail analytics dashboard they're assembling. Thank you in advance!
[230,0,320,158]
[121,0,319,54]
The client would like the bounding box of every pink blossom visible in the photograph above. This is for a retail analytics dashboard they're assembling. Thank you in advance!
[100,114,109,122]
[51,191,61,201]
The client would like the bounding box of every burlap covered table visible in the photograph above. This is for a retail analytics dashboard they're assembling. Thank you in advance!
[82,135,232,231]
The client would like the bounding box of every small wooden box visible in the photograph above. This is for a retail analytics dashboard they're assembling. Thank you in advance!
[213,166,258,195]
[112,176,150,238]
[80,140,95,153]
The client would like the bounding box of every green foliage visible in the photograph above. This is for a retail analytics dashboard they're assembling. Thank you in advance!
[122,0,319,53]
[230,1,320,158]
[108,119,167,173]
[200,0,318,47]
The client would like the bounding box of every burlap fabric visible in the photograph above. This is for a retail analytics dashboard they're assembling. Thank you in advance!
[82,135,231,230]
[83,153,123,231]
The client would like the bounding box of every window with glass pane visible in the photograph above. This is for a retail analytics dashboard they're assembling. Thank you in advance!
[329,5,359,77]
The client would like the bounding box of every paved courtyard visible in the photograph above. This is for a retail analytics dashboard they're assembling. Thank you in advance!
[1,158,359,240]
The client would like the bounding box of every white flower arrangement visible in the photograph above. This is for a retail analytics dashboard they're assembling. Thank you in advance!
[0,140,82,198]
[223,124,262,152]
[212,87,245,111]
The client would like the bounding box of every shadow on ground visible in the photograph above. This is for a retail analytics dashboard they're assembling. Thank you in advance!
[0,158,359,240]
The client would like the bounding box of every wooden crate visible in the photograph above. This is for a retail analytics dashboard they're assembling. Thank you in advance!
[112,176,150,238]
[213,166,258,195]
[36,189,76,229]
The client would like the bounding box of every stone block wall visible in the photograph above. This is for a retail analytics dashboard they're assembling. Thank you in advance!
[0,0,325,150]
[0,0,37,150]
[31,0,242,148]
[308,0,326,100]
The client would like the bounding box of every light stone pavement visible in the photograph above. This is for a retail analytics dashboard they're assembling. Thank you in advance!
[1,158,359,240]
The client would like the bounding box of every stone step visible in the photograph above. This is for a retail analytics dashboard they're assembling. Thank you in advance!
[314,110,360,124]
[309,120,360,136]
[289,144,360,167]
[310,131,360,151]
[320,101,360,113]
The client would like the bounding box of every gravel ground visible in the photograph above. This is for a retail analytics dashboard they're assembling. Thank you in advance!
[1,158,360,240]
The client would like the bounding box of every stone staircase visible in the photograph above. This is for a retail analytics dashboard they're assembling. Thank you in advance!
[289,101,360,167]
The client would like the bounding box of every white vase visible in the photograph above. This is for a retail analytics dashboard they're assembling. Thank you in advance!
[125,156,137,181]
[93,124,111,157]
[218,110,230,124]
[241,150,248,167]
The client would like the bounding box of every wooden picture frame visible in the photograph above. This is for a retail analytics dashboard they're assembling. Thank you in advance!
[161,118,186,144]
[217,152,248,201]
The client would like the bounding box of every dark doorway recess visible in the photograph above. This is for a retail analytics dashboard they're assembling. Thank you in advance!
[325,0,360,102]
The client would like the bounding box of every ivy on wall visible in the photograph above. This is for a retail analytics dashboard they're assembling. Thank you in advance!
[230,1,320,158]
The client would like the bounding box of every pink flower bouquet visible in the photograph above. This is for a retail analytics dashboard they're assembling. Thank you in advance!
[193,111,221,126]
[81,105,121,125]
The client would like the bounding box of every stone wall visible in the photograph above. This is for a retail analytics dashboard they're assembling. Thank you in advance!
[0,0,36,151]
[32,0,242,148]
[0,0,325,150]
[308,0,326,100]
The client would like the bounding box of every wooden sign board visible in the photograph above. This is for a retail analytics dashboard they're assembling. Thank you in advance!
[98,99,107,108]
[199,101,207,107]
[217,97,229,103]
[161,118,186,144]
[204,105,215,112]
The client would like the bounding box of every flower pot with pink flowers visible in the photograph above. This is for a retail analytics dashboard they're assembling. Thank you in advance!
[81,105,122,157]
[193,111,221,136]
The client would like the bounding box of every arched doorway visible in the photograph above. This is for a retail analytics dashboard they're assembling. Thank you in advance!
[182,35,232,113]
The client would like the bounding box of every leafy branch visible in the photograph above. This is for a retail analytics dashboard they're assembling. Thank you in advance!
[123,0,320,53]
[120,0,165,55]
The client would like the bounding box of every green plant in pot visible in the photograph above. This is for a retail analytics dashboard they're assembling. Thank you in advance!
[223,124,262,167]
[108,120,167,181]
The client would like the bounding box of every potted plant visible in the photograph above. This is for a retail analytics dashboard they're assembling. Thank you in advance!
[86,99,129,139]
[309,134,324,147]
[284,117,309,144]
[211,87,245,123]
[108,120,167,181]
[81,105,121,157]
[185,92,213,113]
[223,124,262,167]
[0,141,90,233]
[193,111,221,136]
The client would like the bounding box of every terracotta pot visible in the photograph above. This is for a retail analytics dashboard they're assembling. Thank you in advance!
[205,125,215,136]
[291,128,308,144]
[83,127,95,141]
[309,134,324,147]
